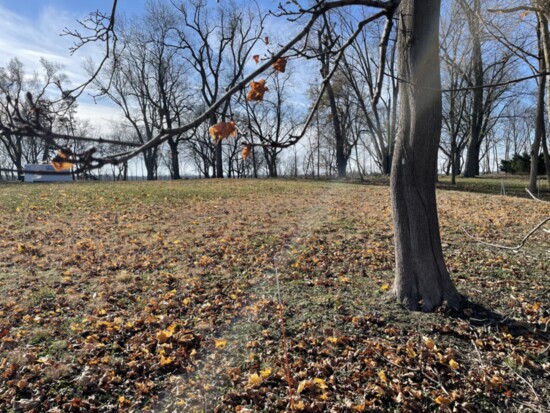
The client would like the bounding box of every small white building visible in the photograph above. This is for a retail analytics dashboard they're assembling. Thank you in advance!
[24,164,72,183]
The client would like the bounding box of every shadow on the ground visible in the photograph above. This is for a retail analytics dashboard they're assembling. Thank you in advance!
[444,298,550,340]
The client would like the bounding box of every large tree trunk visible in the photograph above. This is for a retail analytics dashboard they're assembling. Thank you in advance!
[451,141,459,185]
[530,21,546,193]
[322,48,347,178]
[542,129,550,189]
[391,0,461,311]
[327,81,347,178]
[143,149,157,181]
[462,0,484,178]
[538,11,550,190]
[463,140,481,177]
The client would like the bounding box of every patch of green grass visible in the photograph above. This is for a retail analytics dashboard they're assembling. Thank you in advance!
[29,287,56,307]
[438,175,550,199]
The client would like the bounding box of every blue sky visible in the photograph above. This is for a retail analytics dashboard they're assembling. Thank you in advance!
[0,1,148,131]
[0,0,146,20]
[0,1,311,134]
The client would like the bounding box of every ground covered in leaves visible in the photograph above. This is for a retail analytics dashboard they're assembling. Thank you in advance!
[0,179,549,412]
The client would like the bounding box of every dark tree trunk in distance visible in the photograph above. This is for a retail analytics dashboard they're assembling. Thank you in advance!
[531,15,548,193]
[168,138,181,180]
[215,140,223,178]
[391,0,461,311]
[462,0,484,178]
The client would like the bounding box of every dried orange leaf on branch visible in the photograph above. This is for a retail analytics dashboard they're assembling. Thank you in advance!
[247,79,268,102]
[252,55,260,64]
[242,144,252,160]
[51,151,73,171]
[272,57,287,73]
[209,121,237,141]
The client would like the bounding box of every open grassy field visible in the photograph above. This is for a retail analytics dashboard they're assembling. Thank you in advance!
[0,179,549,412]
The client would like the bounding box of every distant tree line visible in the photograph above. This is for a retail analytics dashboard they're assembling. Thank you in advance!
[0,0,549,192]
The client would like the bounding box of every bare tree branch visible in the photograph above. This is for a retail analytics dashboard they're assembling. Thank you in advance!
[462,217,550,252]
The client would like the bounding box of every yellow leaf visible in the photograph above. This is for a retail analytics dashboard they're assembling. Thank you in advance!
[380,284,390,292]
[338,275,351,283]
[449,359,459,370]
[297,380,308,394]
[353,404,366,412]
[183,298,190,306]
[326,336,338,344]
[434,395,451,406]
[215,339,228,349]
[406,346,417,357]
[156,329,173,344]
[378,370,388,383]
[489,375,504,389]
[260,367,272,378]
[246,373,263,388]
[294,400,306,411]
[160,355,174,366]
[313,377,328,390]
[424,337,435,350]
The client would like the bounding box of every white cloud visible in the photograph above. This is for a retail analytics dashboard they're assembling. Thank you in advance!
[77,101,124,135]
[0,4,118,130]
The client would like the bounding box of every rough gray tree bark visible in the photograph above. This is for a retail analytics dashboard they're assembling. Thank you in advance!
[391,0,461,311]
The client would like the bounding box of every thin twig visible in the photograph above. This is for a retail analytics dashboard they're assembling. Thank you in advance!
[525,188,550,204]
[462,217,550,251]
[505,364,542,403]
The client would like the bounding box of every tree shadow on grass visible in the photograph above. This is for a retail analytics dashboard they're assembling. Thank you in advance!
[445,298,550,340]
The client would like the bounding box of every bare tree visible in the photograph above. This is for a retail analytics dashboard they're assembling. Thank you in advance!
[244,73,300,178]
[0,58,72,179]
[339,8,399,175]
[169,0,265,178]
[440,2,470,183]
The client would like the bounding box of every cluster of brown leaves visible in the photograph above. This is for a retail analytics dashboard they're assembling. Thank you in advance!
[209,120,237,142]
[0,180,548,412]
[247,79,269,102]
